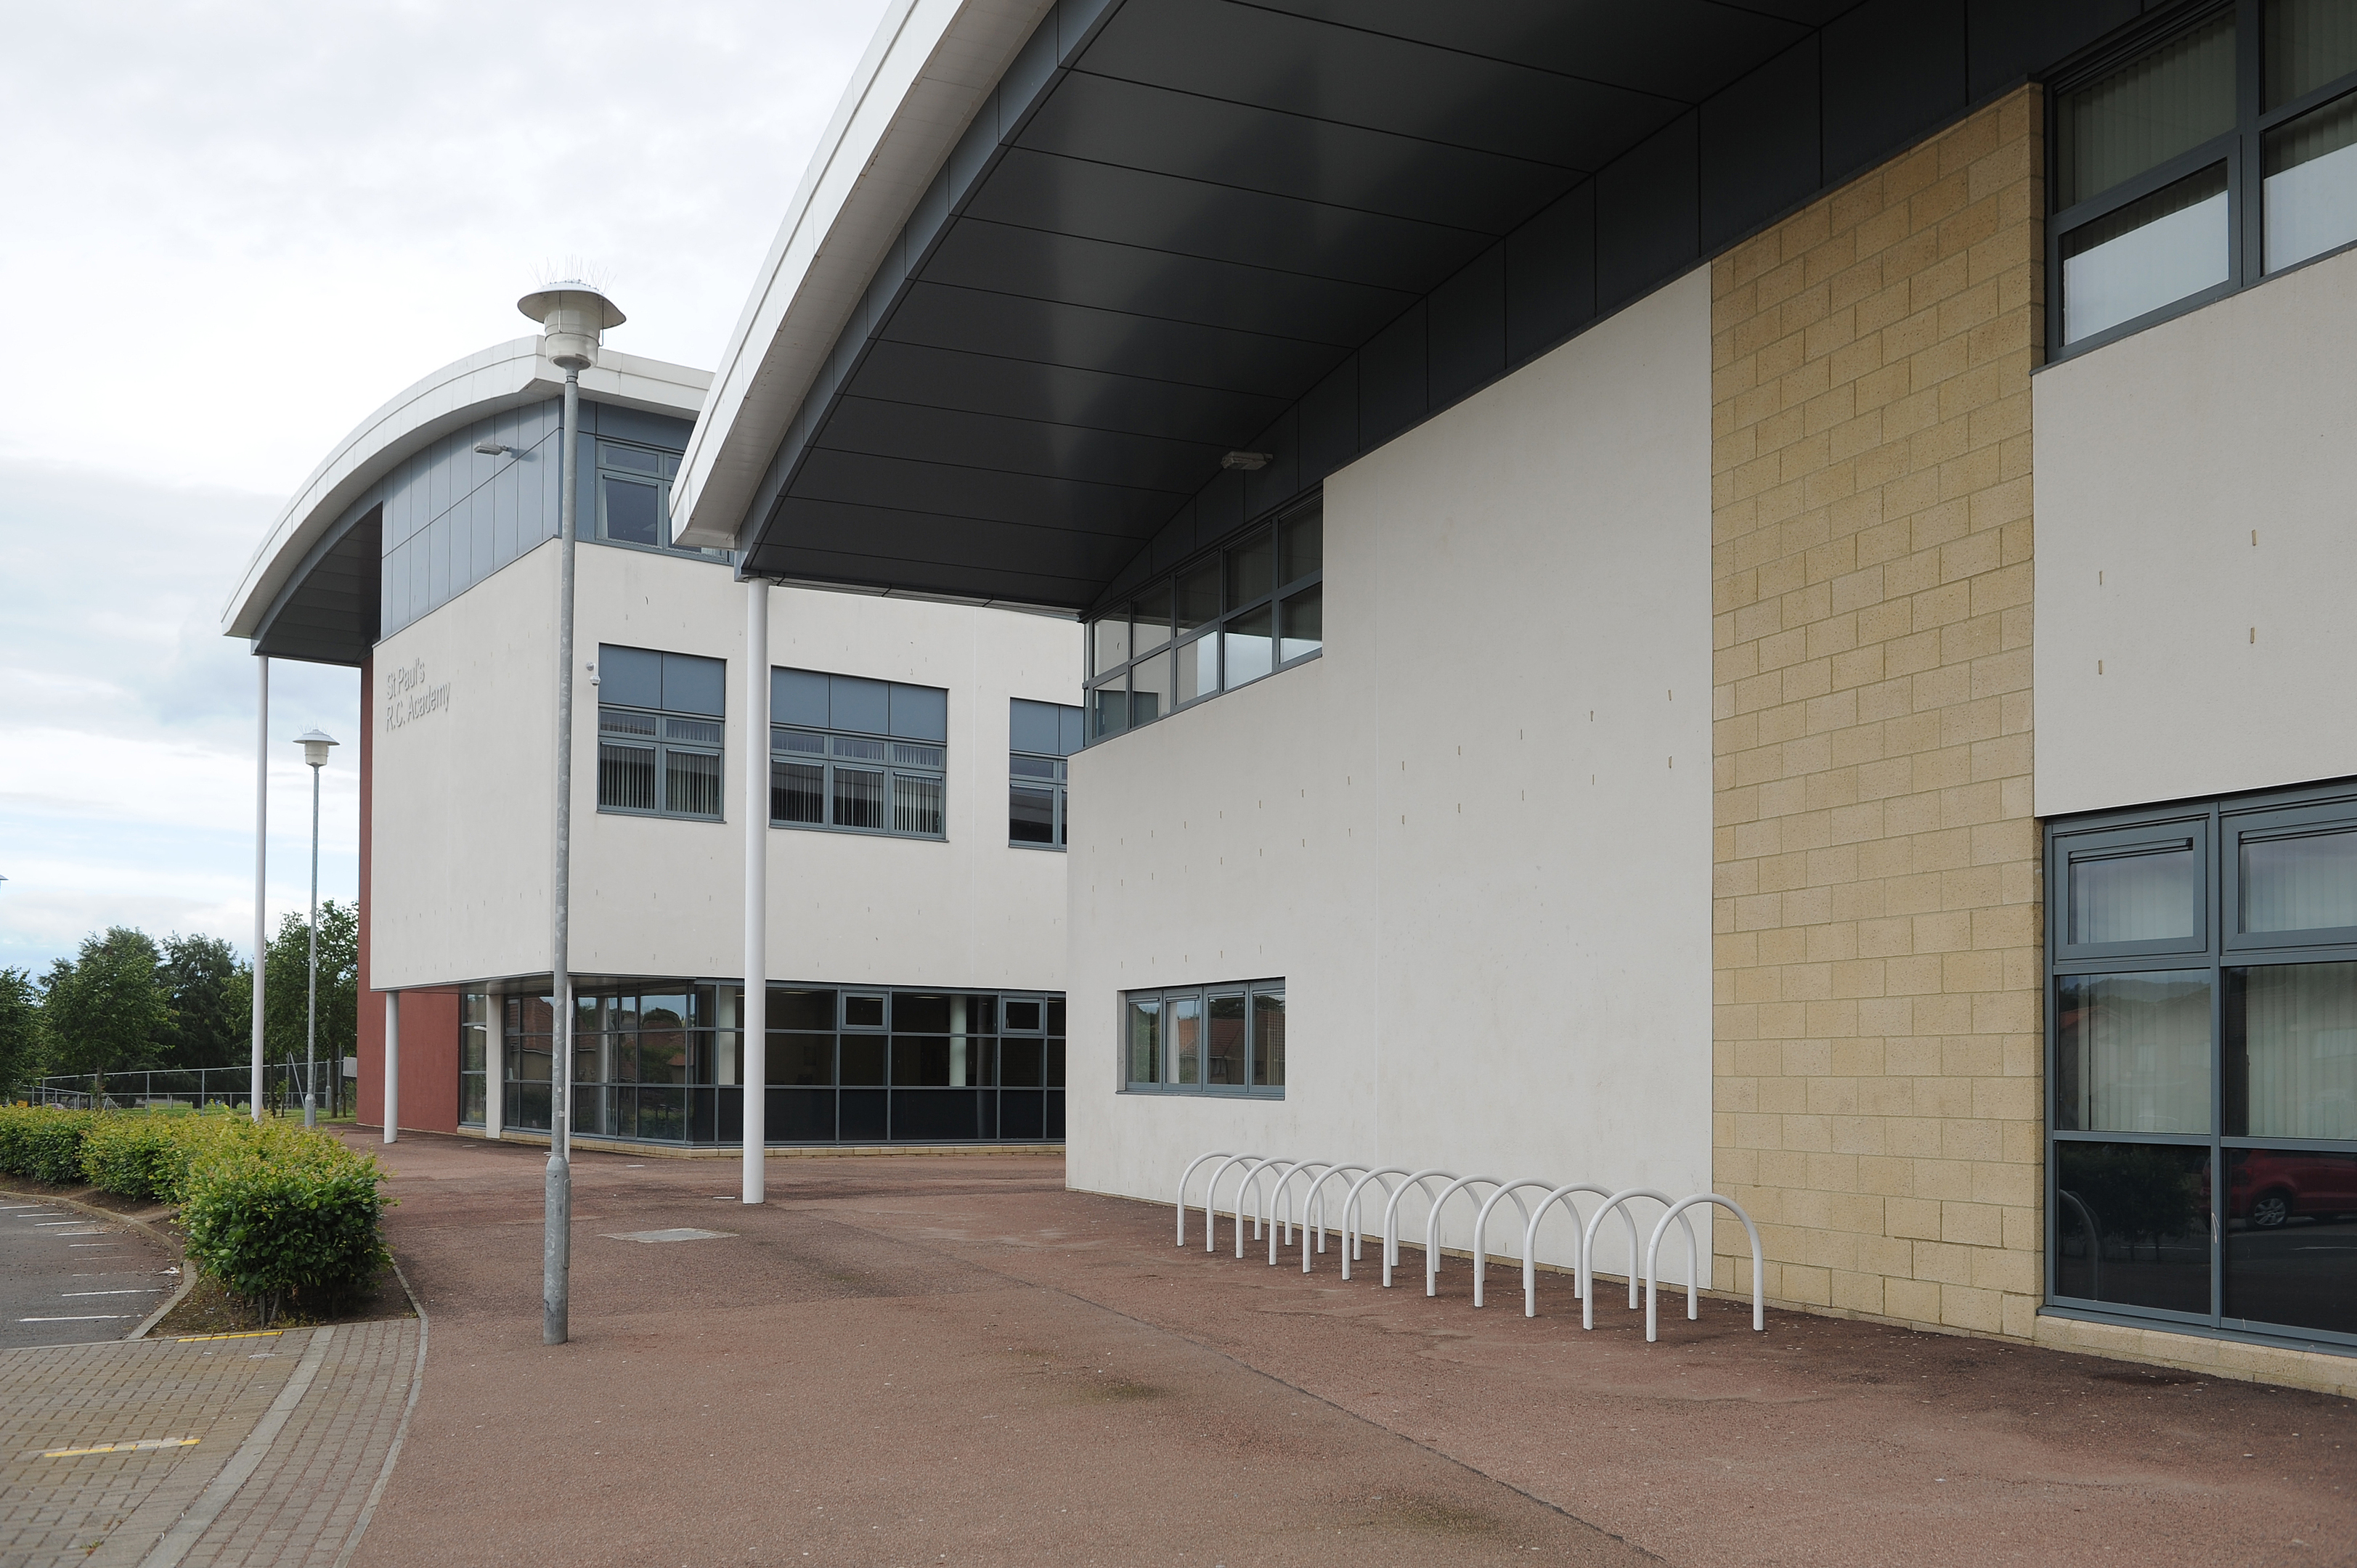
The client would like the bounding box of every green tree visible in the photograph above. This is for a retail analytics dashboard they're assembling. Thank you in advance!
[0,967,42,1096]
[264,902,357,1106]
[42,927,171,1098]
[158,933,251,1070]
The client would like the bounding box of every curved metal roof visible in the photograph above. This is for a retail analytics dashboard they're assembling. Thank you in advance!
[221,338,708,665]
[678,0,2153,613]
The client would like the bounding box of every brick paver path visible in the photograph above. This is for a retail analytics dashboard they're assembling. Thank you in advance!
[0,1318,420,1568]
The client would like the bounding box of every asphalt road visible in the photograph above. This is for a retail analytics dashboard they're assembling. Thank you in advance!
[0,1196,177,1348]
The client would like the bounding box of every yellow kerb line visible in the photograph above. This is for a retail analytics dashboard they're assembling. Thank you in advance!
[42,1437,199,1458]
[175,1330,284,1342]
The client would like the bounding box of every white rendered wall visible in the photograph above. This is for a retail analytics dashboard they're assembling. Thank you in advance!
[370,537,1078,993]
[1064,271,1716,1279]
[2035,246,2357,818]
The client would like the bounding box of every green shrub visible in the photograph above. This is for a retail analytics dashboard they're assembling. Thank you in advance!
[180,1134,390,1322]
[79,1113,190,1198]
[0,1106,98,1185]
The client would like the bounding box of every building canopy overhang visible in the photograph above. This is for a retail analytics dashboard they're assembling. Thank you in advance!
[675,0,2143,615]
[221,340,708,666]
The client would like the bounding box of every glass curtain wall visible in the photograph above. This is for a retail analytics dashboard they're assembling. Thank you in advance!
[468,984,1066,1145]
[2049,781,2357,1348]
[2054,1,2357,349]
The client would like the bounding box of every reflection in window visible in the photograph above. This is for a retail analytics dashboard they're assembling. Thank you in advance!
[2224,1147,2357,1336]
[596,644,725,821]
[2265,92,2357,269]
[2226,962,2357,1139]
[2054,1141,2213,1315]
[2069,844,2196,945]
[2242,827,2357,932]
[1123,980,1285,1095]
[1009,698,1080,849]
[2056,971,2212,1132]
[1088,499,1322,741]
[770,666,948,840]
[2061,164,2230,343]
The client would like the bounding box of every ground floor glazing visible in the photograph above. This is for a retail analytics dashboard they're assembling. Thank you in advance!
[457,982,1064,1146]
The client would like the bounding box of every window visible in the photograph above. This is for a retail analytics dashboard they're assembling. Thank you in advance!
[770,666,948,839]
[1122,981,1285,1096]
[2048,779,2357,1350]
[596,645,724,820]
[1010,698,1082,849]
[2052,1,2357,353]
[473,981,1067,1144]
[593,438,729,560]
[1084,498,1321,744]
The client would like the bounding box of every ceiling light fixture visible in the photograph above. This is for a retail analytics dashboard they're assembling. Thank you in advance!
[1221,450,1271,471]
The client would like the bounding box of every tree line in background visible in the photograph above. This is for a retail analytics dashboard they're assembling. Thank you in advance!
[0,903,358,1097]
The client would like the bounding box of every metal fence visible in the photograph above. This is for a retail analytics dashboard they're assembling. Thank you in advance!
[29,1062,352,1119]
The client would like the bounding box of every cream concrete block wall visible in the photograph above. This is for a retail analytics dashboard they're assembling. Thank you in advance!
[372,544,558,989]
[372,536,1079,992]
[1067,273,1714,1283]
[2034,243,2357,817]
[1711,89,2045,1337]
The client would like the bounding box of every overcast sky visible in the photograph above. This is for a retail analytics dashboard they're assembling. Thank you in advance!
[0,0,893,978]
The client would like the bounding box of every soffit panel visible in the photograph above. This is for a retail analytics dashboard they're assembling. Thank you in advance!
[847,340,1293,443]
[815,393,1226,491]
[879,282,1349,396]
[918,217,1420,343]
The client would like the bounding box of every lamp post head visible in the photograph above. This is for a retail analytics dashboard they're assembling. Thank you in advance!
[518,281,625,372]
[294,729,338,769]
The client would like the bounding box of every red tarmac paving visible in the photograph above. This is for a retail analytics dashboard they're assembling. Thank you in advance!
[348,1133,2356,1567]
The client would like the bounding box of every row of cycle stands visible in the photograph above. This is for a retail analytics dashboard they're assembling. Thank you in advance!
[1175,1151,1768,1342]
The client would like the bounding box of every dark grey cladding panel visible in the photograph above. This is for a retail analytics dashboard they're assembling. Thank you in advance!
[793,448,1182,534]
[1016,71,1579,233]
[815,395,1227,494]
[1701,38,1823,255]
[581,402,695,449]
[1597,110,1700,313]
[1823,0,1970,185]
[1080,0,1682,167]
[846,340,1291,446]
[969,147,1487,292]
[881,282,1346,398]
[1966,0,2144,99]
[765,495,1149,583]
[1505,178,1597,364]
[256,505,382,667]
[1358,300,1428,446]
[745,533,1110,607]
[1250,1,1815,104]
[750,0,2147,621]
[1429,245,1506,410]
[919,219,1415,346]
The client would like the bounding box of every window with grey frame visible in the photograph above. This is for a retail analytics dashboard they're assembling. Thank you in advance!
[1010,698,1082,849]
[2051,0,2357,354]
[595,645,724,820]
[1085,498,1322,744]
[593,437,728,560]
[1122,981,1285,1096]
[2049,777,2357,1352]
[770,666,948,838]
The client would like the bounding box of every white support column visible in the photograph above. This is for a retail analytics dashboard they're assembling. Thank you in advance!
[251,652,269,1121]
[486,1001,505,1140]
[383,991,400,1144]
[741,575,769,1204]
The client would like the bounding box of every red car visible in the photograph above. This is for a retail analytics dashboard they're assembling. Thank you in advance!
[2228,1150,2357,1228]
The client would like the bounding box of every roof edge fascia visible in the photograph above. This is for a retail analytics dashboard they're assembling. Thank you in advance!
[669,0,1057,551]
[220,340,711,640]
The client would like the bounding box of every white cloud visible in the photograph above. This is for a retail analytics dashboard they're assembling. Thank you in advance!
[0,0,892,973]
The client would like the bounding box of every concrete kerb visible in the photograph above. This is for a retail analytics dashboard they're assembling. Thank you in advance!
[0,1184,197,1338]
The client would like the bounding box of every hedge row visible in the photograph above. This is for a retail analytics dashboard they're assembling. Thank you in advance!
[0,1106,391,1320]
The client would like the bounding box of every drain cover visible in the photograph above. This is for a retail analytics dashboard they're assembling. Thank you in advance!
[601,1228,736,1244]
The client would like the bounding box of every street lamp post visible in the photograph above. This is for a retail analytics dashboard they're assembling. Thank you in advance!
[517,279,624,1348]
[293,729,338,1128]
